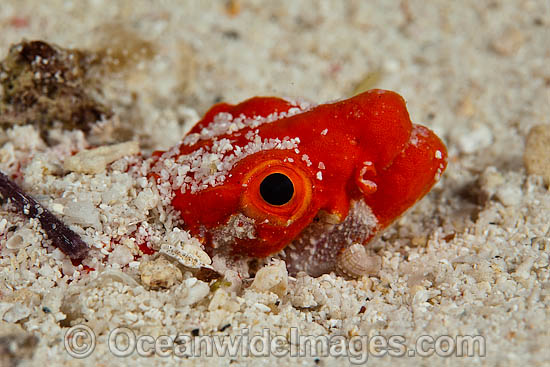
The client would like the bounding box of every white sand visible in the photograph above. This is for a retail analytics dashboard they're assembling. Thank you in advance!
[0,0,549,366]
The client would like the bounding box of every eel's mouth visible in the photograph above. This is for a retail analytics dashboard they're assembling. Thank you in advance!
[280,199,379,277]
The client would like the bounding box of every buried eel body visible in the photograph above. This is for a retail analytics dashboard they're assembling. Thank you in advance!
[150,89,448,277]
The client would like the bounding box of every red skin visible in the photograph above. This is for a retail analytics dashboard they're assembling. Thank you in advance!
[153,90,447,257]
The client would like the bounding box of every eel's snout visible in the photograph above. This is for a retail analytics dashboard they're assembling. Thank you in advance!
[362,123,448,228]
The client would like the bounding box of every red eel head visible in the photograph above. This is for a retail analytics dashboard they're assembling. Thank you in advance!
[150,90,447,266]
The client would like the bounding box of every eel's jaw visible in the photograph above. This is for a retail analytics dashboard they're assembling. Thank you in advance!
[280,199,379,277]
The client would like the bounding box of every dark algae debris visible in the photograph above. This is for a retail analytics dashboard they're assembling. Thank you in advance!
[0,40,112,136]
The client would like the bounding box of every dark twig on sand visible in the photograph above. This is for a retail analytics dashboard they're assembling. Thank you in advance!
[0,171,88,260]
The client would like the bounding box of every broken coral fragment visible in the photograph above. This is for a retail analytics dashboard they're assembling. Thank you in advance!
[524,124,550,186]
[64,141,139,174]
[159,242,212,269]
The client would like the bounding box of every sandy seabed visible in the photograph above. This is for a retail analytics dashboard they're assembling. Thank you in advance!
[0,1,549,366]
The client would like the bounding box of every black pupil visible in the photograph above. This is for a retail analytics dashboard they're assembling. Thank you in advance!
[259,173,294,206]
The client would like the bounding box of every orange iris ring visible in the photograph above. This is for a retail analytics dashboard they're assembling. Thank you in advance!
[240,159,313,226]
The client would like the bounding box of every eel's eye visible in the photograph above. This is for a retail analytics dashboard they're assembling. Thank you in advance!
[240,159,313,226]
[260,173,294,206]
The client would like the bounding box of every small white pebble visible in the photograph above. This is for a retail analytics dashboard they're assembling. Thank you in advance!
[51,203,64,214]
[0,218,7,233]
[185,277,198,287]
[316,171,323,180]
[302,154,312,166]
[495,184,522,206]
[384,59,400,72]
[321,128,328,135]
[136,177,148,188]
[456,124,493,154]
[139,256,183,289]
[251,260,288,297]
[253,303,271,313]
